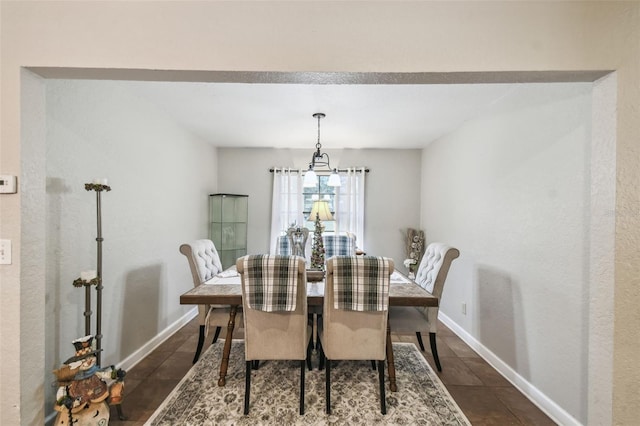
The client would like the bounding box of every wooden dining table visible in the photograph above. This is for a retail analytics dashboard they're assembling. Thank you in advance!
[179,269,438,392]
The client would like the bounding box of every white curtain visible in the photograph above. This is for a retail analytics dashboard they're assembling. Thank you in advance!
[335,167,366,249]
[269,168,305,253]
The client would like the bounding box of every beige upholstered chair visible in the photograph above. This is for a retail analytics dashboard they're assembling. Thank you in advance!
[180,239,243,363]
[318,256,394,415]
[237,255,312,415]
[388,242,459,371]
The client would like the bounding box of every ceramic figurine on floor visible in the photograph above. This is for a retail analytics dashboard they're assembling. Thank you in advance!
[53,335,126,425]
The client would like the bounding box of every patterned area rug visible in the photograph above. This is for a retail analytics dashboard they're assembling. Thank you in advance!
[145,341,470,425]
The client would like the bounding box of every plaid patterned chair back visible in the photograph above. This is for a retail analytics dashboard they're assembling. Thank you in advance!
[323,233,357,259]
[275,236,292,255]
[240,254,300,312]
[331,256,391,312]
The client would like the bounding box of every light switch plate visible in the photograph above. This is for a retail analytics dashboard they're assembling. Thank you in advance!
[0,239,11,265]
[0,175,17,194]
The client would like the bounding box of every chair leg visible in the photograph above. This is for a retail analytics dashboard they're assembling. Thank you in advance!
[416,332,426,351]
[244,361,251,415]
[370,360,377,370]
[193,325,206,364]
[308,313,317,349]
[252,360,260,370]
[306,340,313,371]
[318,340,325,371]
[429,332,442,372]
[211,326,222,344]
[300,360,306,415]
[325,359,331,414]
[378,360,386,415]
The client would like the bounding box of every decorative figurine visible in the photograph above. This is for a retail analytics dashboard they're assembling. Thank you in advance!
[286,225,309,258]
[53,335,126,425]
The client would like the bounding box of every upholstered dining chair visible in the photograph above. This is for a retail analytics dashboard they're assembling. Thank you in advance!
[322,232,357,259]
[318,255,394,415]
[179,239,243,364]
[388,242,459,372]
[237,254,313,415]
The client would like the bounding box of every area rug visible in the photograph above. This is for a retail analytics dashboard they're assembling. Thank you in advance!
[145,341,470,425]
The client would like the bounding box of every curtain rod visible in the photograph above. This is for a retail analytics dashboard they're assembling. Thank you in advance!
[269,167,370,173]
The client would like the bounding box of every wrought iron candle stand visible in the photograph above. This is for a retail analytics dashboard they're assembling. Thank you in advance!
[72,181,110,366]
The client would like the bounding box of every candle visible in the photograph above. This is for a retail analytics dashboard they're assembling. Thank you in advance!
[92,178,108,185]
[81,270,97,282]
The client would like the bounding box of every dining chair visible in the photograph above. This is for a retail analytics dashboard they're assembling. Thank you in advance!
[237,254,313,415]
[179,239,243,363]
[275,235,291,254]
[322,232,357,259]
[388,242,459,371]
[318,255,393,415]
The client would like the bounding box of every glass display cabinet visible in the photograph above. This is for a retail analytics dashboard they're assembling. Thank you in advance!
[209,193,248,269]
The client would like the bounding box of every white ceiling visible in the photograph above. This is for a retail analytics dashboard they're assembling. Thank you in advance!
[118,80,518,149]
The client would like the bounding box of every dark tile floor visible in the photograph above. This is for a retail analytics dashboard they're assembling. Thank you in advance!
[110,318,556,425]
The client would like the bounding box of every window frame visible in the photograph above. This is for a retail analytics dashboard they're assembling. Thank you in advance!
[302,174,336,233]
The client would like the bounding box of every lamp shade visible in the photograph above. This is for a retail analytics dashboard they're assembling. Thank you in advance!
[327,171,341,187]
[303,168,317,187]
[308,200,334,221]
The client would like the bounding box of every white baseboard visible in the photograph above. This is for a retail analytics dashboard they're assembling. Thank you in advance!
[117,308,198,373]
[438,312,581,426]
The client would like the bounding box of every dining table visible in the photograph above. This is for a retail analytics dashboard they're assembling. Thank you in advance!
[179,268,438,392]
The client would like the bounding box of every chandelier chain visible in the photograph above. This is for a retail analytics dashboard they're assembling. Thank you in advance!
[316,113,322,151]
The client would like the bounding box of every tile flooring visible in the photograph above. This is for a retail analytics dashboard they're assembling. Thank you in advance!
[110,318,556,425]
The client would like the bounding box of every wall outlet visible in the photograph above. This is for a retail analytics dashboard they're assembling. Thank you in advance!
[461,302,467,315]
[0,175,17,194]
[0,239,11,265]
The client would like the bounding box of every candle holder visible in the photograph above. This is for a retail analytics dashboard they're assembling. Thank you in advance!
[72,181,111,366]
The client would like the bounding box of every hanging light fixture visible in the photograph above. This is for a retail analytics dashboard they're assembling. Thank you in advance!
[303,113,341,187]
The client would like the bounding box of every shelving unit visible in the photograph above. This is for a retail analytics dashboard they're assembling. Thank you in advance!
[209,193,248,269]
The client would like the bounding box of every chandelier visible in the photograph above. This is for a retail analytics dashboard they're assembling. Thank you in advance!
[303,113,341,187]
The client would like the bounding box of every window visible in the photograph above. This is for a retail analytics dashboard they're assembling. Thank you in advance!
[270,167,366,254]
[302,175,336,232]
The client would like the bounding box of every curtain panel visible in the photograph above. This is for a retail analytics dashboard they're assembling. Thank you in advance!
[269,168,305,253]
[335,167,366,249]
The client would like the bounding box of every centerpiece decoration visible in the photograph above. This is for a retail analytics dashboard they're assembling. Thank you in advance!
[310,215,326,270]
[308,199,334,271]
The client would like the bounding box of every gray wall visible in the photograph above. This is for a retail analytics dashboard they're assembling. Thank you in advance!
[217,147,422,270]
[421,83,596,422]
[44,80,218,414]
